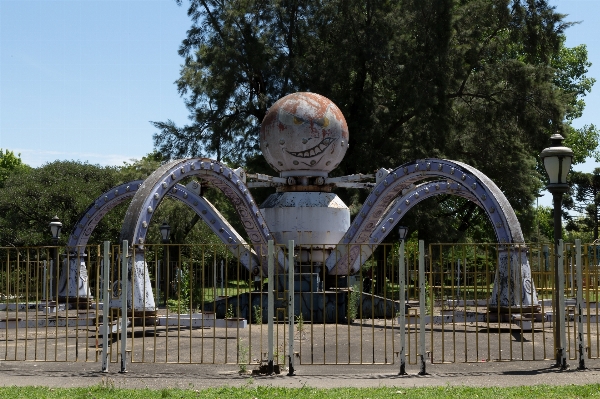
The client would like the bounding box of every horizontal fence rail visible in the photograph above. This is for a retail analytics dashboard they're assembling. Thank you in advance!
[0,242,598,369]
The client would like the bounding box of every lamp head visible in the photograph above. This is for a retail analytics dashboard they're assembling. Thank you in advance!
[159,221,171,243]
[49,215,62,243]
[398,226,409,242]
[540,134,573,188]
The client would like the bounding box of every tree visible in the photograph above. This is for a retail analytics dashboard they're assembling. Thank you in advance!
[0,161,121,247]
[118,151,164,182]
[154,0,595,243]
[0,149,30,188]
[564,168,600,240]
[533,205,555,243]
[553,42,600,164]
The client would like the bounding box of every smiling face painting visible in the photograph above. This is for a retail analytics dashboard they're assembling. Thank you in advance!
[260,92,349,177]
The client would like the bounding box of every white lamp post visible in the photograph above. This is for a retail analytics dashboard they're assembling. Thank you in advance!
[398,225,408,375]
[48,216,62,299]
[540,133,573,369]
[159,221,171,306]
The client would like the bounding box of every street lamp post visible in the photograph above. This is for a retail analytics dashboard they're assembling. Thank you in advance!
[159,221,171,306]
[48,216,62,300]
[398,226,408,375]
[540,133,573,369]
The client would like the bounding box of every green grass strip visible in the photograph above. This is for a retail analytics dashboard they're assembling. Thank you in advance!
[1,384,600,399]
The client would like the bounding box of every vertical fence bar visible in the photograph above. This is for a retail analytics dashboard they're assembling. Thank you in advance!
[287,240,295,375]
[592,244,598,358]
[268,240,274,373]
[557,239,567,369]
[418,240,427,375]
[120,240,128,373]
[42,260,47,300]
[575,239,586,370]
[49,258,54,300]
[399,238,407,375]
[14,250,19,361]
[156,260,161,310]
[102,241,110,372]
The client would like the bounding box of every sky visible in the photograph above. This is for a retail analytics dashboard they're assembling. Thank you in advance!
[0,0,599,209]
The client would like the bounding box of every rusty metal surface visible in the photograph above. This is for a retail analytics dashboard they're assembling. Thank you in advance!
[118,159,273,273]
[260,92,349,176]
[326,159,522,275]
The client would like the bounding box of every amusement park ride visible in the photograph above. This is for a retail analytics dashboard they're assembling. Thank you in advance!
[61,92,539,320]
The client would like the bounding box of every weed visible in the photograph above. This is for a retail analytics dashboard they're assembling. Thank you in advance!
[226,304,234,319]
[273,344,285,365]
[347,282,361,321]
[237,338,249,373]
[167,264,191,314]
[253,304,262,324]
[98,377,115,390]
[425,279,432,315]
[295,312,304,334]
[167,298,190,314]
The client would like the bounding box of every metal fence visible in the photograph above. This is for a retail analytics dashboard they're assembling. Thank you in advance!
[0,246,103,362]
[0,241,598,369]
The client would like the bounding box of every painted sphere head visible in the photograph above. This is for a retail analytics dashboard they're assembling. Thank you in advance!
[260,92,349,177]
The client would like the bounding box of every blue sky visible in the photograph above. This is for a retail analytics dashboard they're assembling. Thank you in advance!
[0,0,190,167]
[0,0,598,208]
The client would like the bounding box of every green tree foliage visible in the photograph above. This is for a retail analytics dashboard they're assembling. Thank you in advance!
[0,3,594,248]
[0,155,231,250]
[119,151,164,182]
[564,168,600,240]
[0,161,121,246]
[553,43,600,164]
[0,149,30,188]
[531,205,554,242]
[152,0,595,243]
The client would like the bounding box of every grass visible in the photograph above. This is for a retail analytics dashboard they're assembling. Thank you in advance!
[1,384,600,398]
[196,279,253,303]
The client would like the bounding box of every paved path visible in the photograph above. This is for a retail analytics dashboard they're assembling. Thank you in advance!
[0,360,598,390]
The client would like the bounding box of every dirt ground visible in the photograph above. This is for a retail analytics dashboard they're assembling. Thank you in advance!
[1,306,597,368]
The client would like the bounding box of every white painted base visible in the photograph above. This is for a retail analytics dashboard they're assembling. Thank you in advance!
[0,315,97,329]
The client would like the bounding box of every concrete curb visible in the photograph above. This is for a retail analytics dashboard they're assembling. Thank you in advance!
[0,360,598,390]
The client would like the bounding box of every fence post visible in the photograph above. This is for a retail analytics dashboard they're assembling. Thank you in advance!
[287,240,295,376]
[398,238,407,375]
[101,241,110,373]
[557,239,567,369]
[418,240,428,375]
[120,240,128,373]
[268,240,274,374]
[575,239,586,370]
